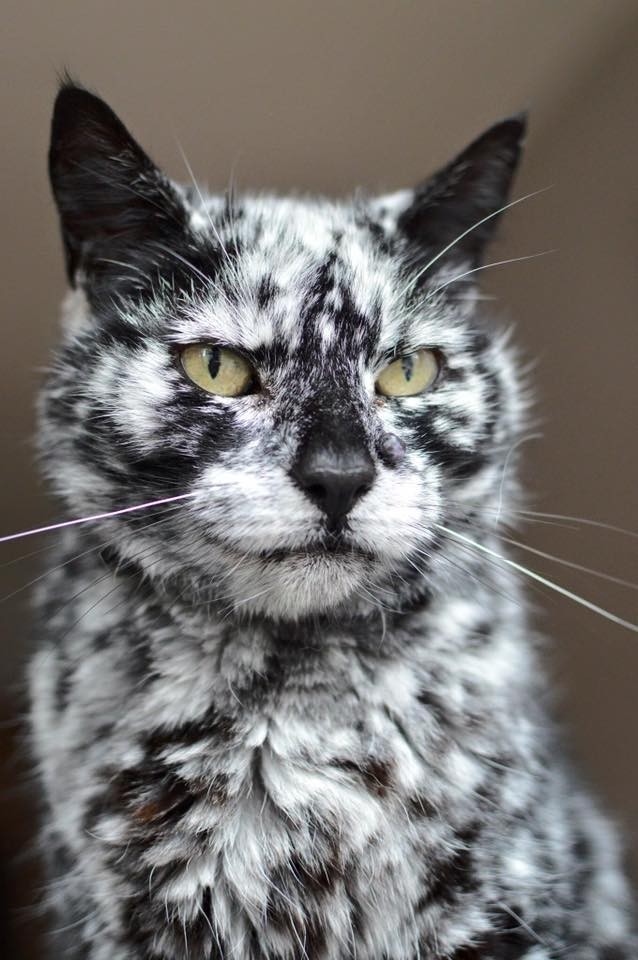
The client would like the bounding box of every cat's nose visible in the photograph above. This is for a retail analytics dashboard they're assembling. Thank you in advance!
[291,440,375,526]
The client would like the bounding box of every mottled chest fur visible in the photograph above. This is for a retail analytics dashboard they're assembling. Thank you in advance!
[29,82,636,960]
[34,546,548,959]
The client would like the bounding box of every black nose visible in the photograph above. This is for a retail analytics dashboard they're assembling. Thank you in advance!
[291,440,375,526]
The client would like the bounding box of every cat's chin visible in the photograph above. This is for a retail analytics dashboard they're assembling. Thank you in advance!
[224,550,373,620]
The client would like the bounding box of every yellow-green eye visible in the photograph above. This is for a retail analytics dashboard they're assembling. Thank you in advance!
[180,344,256,397]
[375,349,439,397]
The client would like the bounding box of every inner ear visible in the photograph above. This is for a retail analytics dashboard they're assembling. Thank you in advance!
[49,82,190,289]
[394,114,527,277]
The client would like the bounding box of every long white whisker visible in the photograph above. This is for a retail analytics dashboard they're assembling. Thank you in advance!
[353,579,403,616]
[495,531,638,591]
[496,902,548,948]
[429,250,556,297]
[223,163,256,307]
[176,140,232,265]
[408,541,524,610]
[55,538,176,645]
[96,257,149,279]
[0,493,196,545]
[444,507,635,588]
[176,142,254,312]
[495,433,544,525]
[447,500,581,533]
[511,509,638,539]
[0,506,188,605]
[435,523,638,633]
[0,538,63,570]
[402,186,552,294]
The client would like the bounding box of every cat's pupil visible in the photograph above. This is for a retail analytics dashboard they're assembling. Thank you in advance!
[401,355,414,382]
[207,347,221,380]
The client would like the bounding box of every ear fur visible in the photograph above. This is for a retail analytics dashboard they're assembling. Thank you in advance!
[394,114,527,273]
[49,82,189,288]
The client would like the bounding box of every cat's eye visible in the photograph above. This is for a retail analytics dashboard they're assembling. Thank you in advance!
[180,344,257,397]
[375,349,439,397]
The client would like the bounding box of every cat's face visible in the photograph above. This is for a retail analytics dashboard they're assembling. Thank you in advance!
[41,86,525,620]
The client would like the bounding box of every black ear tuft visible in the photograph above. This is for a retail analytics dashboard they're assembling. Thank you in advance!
[397,114,527,272]
[49,82,187,286]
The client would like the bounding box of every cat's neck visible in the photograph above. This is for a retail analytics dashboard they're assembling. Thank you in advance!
[45,524,533,719]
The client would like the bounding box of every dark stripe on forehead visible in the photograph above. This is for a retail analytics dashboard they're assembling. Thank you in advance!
[334,280,382,356]
[306,252,339,309]
[296,252,339,357]
[256,274,278,310]
[293,251,382,364]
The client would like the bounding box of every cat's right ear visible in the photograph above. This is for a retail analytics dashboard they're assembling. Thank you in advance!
[49,82,188,287]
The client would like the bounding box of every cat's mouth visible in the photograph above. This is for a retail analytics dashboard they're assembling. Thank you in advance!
[254,535,376,564]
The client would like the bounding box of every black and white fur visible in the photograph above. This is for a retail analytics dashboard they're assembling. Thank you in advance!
[29,84,635,958]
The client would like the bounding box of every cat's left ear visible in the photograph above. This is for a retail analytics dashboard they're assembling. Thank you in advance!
[375,114,527,275]
[49,82,189,288]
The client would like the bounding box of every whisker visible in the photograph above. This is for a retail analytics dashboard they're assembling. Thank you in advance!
[407,541,525,611]
[429,250,556,297]
[401,186,552,295]
[435,523,638,633]
[488,511,580,533]
[1,539,114,606]
[494,432,544,525]
[442,507,635,589]
[353,579,403,616]
[96,257,150,280]
[0,538,63,570]
[0,493,196,546]
[176,141,233,266]
[52,539,174,648]
[0,507,186,605]
[175,142,253,312]
[510,509,638,539]
[495,902,548,948]
[495,531,638,591]
[447,500,581,533]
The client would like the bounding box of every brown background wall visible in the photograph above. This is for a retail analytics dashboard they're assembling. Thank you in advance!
[1,2,637,955]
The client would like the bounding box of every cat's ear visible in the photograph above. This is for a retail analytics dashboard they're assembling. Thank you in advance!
[377,115,526,276]
[49,82,188,287]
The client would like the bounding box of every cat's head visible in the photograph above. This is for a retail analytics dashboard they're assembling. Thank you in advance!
[41,83,526,620]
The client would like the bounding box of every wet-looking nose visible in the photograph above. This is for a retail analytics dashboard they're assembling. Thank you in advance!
[291,440,375,526]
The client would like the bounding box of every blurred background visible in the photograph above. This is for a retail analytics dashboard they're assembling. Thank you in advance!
[1,1,637,955]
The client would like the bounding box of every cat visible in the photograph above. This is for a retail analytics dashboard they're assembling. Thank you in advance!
[28,81,636,959]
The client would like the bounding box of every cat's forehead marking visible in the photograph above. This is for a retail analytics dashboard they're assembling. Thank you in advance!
[173,193,484,373]
[180,194,408,357]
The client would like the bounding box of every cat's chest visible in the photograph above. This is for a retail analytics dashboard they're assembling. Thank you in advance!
[143,691,430,864]
[124,700,443,957]
[46,602,503,954]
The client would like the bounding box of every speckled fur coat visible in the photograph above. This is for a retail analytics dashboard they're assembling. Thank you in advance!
[30,84,635,959]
